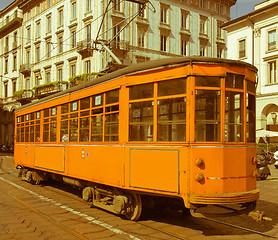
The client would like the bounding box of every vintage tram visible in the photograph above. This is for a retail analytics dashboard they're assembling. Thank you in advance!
[14,57,259,220]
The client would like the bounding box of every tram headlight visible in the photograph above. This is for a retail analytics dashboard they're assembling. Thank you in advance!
[195,173,204,183]
[196,158,204,168]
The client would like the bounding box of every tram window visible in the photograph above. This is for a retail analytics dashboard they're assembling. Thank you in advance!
[106,89,119,104]
[129,83,154,100]
[51,107,57,116]
[105,113,119,141]
[106,105,119,112]
[247,81,256,93]
[195,90,220,142]
[158,97,186,142]
[69,119,78,142]
[43,124,49,142]
[35,125,40,142]
[247,94,255,142]
[16,128,20,142]
[195,76,221,87]
[36,111,40,119]
[226,73,244,89]
[60,120,69,142]
[61,103,69,114]
[25,126,29,142]
[91,115,103,141]
[21,115,24,122]
[71,101,78,112]
[158,78,186,97]
[50,122,57,142]
[30,126,35,142]
[225,91,244,142]
[44,109,49,118]
[17,117,20,123]
[30,113,35,120]
[92,94,103,107]
[21,128,24,142]
[80,97,90,110]
[79,117,90,142]
[80,110,90,117]
[129,101,153,141]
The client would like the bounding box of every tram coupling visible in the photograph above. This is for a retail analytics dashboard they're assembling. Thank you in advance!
[248,211,273,222]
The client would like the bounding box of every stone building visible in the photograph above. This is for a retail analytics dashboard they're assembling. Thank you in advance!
[223,0,278,143]
[0,0,236,146]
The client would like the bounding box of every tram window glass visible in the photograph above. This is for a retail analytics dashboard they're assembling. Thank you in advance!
[158,78,186,97]
[106,89,119,104]
[50,122,57,142]
[69,119,78,142]
[30,113,35,120]
[91,115,103,141]
[226,73,244,89]
[71,101,78,112]
[80,97,90,110]
[195,76,221,87]
[61,120,69,142]
[25,126,29,142]
[51,107,57,116]
[104,90,119,141]
[158,97,186,141]
[105,113,119,141]
[44,109,49,118]
[129,83,154,100]
[225,92,244,142]
[195,90,221,142]
[247,93,255,142]
[79,117,89,142]
[92,94,103,107]
[43,123,49,142]
[61,103,69,114]
[30,125,35,142]
[21,127,24,142]
[129,101,154,141]
[247,81,256,93]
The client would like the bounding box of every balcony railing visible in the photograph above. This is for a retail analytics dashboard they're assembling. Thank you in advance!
[69,73,103,88]
[110,40,130,51]
[0,10,23,35]
[19,64,31,76]
[13,89,34,105]
[77,40,94,56]
[34,81,68,98]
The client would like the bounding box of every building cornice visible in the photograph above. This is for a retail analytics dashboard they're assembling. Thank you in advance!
[222,1,278,29]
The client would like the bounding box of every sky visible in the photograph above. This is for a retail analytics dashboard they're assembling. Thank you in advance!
[0,0,266,19]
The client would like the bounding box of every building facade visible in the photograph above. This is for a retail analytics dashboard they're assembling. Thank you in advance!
[0,0,236,146]
[223,0,278,143]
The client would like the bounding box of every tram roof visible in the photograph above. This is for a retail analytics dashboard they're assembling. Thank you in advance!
[16,56,257,112]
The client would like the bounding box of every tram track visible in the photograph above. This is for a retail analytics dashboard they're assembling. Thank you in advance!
[0,156,277,240]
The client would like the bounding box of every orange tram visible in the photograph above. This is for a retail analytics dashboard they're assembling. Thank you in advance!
[14,57,259,220]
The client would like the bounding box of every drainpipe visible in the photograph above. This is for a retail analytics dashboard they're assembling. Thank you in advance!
[247,16,254,65]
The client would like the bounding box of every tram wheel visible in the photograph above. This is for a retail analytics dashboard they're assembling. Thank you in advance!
[124,193,142,221]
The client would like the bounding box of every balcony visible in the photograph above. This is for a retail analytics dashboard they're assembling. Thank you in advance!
[0,10,23,36]
[69,73,103,88]
[110,40,130,51]
[19,64,31,77]
[77,40,94,57]
[34,81,68,98]
[13,89,34,105]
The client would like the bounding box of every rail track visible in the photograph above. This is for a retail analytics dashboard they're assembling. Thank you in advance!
[0,155,277,240]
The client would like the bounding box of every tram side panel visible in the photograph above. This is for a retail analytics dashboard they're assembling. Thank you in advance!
[66,145,125,187]
[190,146,257,194]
